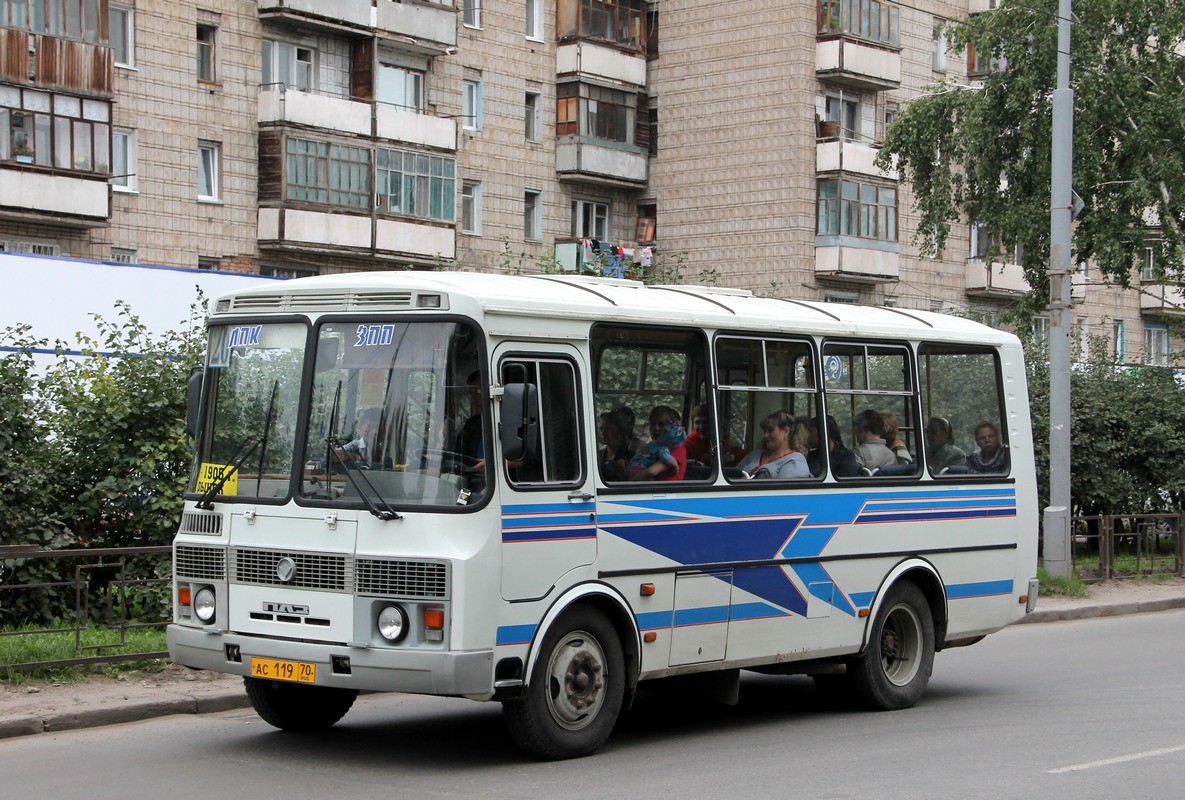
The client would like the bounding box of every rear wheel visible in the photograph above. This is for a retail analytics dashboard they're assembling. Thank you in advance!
[850,581,934,710]
[244,677,358,732]
[503,607,625,760]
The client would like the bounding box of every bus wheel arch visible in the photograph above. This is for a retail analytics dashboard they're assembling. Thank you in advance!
[503,597,631,759]
[851,563,944,711]
[862,561,947,653]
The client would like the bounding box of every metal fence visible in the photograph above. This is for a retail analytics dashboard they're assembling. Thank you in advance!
[0,544,171,673]
[1069,513,1185,582]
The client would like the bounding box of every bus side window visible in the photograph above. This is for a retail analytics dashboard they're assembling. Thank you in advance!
[501,358,583,487]
[918,346,1008,478]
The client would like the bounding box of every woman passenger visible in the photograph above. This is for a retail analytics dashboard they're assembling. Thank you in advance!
[737,411,809,479]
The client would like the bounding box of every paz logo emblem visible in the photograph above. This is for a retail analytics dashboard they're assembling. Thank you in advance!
[275,557,297,583]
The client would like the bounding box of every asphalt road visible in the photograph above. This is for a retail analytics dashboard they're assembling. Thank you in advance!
[3,611,1183,800]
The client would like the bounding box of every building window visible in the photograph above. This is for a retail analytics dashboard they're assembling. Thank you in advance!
[525,91,541,141]
[525,190,542,240]
[197,141,220,200]
[196,24,217,82]
[110,247,137,263]
[3,0,101,42]
[286,138,371,209]
[261,265,315,279]
[647,106,657,156]
[1112,320,1125,361]
[198,256,220,270]
[572,199,608,240]
[1145,324,1170,366]
[0,239,61,256]
[462,79,483,131]
[461,180,482,234]
[636,203,656,243]
[377,64,424,112]
[1141,245,1157,281]
[526,0,542,39]
[816,179,897,242]
[576,0,645,49]
[262,40,315,92]
[112,128,135,190]
[932,22,947,71]
[376,147,456,222]
[1,90,112,173]
[824,95,859,140]
[818,0,900,47]
[463,0,480,28]
[110,4,134,67]
[1033,315,1050,346]
[556,83,634,144]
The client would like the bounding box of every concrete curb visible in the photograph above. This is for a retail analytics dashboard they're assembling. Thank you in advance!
[0,689,250,740]
[1018,595,1185,624]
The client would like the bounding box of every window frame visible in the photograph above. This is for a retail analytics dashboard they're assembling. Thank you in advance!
[196,23,218,83]
[816,179,897,242]
[917,343,1010,479]
[524,189,542,240]
[263,39,317,93]
[109,3,134,68]
[111,127,135,191]
[526,0,543,40]
[461,180,482,235]
[500,356,586,489]
[375,145,456,222]
[571,198,609,240]
[462,79,483,131]
[524,91,541,142]
[1144,323,1170,367]
[463,0,480,28]
[197,141,220,202]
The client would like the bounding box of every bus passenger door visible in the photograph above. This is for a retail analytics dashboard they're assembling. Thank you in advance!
[496,346,597,602]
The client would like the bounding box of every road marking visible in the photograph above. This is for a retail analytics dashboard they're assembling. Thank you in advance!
[1047,744,1185,774]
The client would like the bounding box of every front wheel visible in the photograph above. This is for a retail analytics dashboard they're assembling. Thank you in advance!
[503,608,625,760]
[850,581,935,710]
[244,678,358,732]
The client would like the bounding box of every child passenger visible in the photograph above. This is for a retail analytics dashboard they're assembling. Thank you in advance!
[627,406,688,481]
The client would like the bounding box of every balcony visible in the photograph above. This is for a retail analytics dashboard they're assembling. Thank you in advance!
[815,132,897,180]
[556,41,647,87]
[257,0,457,51]
[965,260,1031,300]
[556,140,648,186]
[258,208,455,262]
[375,0,457,52]
[259,87,457,151]
[257,0,373,32]
[0,167,108,227]
[1140,283,1185,317]
[814,243,899,284]
[816,38,901,90]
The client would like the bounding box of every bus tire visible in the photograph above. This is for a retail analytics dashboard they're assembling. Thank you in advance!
[503,607,625,760]
[850,581,934,710]
[244,677,358,732]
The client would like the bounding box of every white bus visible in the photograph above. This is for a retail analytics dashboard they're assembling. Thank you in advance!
[167,271,1039,759]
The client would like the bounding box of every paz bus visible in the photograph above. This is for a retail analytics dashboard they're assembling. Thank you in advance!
[167,271,1039,759]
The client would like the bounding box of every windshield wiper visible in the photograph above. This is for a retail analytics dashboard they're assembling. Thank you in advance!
[326,436,402,521]
[195,380,280,510]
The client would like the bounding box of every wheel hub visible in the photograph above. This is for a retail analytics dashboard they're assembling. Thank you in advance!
[546,633,607,729]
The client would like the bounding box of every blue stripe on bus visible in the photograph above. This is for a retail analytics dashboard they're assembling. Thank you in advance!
[636,610,674,630]
[502,514,595,529]
[595,512,696,524]
[865,498,1016,511]
[502,502,594,516]
[946,580,1014,599]
[496,624,537,646]
[730,601,789,622]
[673,605,730,627]
[849,591,875,608]
[502,528,596,543]
[856,508,1017,524]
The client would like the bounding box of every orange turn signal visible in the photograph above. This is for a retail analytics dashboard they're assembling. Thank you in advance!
[643,632,657,643]
[858,608,870,618]
[1018,594,1028,604]
[423,608,445,629]
[177,586,192,606]
[639,583,656,597]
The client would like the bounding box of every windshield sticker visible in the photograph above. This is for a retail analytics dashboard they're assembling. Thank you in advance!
[355,324,397,347]
[195,462,239,495]
[208,325,264,368]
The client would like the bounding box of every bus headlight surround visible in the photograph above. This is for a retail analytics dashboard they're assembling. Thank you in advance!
[193,587,217,623]
[378,605,409,643]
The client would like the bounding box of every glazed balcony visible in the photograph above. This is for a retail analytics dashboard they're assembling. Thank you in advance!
[965,260,1031,300]
[816,0,901,90]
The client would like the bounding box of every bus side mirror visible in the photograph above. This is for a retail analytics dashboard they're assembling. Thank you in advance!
[186,369,203,440]
[500,383,538,462]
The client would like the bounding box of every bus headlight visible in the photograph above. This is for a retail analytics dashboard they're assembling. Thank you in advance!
[377,605,409,643]
[193,587,216,623]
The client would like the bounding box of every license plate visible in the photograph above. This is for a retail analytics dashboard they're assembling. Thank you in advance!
[250,657,316,684]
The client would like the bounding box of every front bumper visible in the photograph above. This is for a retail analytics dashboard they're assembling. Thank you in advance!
[168,624,494,697]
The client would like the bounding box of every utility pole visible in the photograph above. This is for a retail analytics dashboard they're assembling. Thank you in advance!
[1043,0,1074,579]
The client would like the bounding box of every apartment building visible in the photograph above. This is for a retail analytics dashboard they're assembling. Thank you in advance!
[0,0,1179,364]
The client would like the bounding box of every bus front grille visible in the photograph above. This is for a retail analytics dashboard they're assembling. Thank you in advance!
[356,559,449,599]
[176,545,226,580]
[232,548,349,591]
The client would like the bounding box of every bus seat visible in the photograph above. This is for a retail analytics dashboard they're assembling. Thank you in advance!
[874,463,918,477]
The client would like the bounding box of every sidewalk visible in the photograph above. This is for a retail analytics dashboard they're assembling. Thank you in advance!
[2,579,1184,741]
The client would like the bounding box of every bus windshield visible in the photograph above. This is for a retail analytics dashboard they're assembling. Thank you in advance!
[189,322,307,502]
[299,319,486,509]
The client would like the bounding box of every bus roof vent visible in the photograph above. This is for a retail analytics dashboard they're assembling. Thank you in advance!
[230,294,285,310]
[353,291,413,308]
[288,292,350,309]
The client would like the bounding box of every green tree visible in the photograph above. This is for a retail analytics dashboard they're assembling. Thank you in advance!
[878,0,1185,292]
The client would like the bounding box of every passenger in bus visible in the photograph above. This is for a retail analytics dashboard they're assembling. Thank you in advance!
[882,412,914,465]
[925,416,967,472]
[456,371,485,471]
[966,420,1008,473]
[627,406,688,481]
[807,414,861,478]
[599,406,641,482]
[853,409,897,470]
[340,406,384,467]
[737,411,810,479]
[684,403,745,467]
